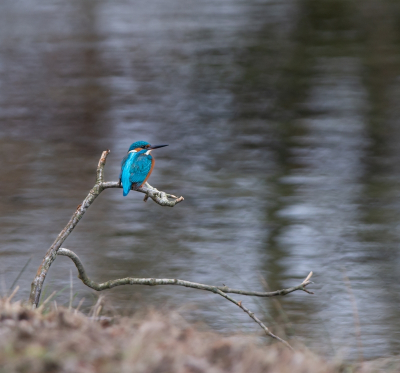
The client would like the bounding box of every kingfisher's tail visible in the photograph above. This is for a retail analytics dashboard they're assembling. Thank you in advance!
[122,181,131,196]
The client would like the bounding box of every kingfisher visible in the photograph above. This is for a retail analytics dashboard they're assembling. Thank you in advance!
[119,141,168,196]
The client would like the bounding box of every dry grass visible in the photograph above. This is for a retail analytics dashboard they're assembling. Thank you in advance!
[0,296,397,373]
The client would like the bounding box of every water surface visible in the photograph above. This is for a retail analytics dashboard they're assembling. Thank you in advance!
[1,0,400,359]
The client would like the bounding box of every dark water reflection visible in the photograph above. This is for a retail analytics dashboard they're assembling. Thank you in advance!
[1,0,400,359]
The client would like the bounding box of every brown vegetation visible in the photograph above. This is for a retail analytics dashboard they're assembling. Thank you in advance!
[0,296,398,373]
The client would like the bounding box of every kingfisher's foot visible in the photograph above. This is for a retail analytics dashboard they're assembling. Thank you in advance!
[118,179,122,187]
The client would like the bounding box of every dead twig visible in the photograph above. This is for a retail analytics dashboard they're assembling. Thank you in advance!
[58,247,314,349]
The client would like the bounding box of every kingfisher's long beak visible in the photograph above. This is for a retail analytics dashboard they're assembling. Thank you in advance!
[150,144,168,149]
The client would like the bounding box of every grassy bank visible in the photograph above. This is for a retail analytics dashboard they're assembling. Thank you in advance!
[0,296,397,373]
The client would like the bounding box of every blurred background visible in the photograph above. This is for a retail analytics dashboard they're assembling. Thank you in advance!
[1,0,400,360]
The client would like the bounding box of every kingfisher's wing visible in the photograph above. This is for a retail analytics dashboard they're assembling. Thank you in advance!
[129,154,153,187]
[121,153,141,196]
[119,154,130,181]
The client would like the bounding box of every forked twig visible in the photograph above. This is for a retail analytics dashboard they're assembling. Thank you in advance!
[58,247,314,349]
[29,150,184,308]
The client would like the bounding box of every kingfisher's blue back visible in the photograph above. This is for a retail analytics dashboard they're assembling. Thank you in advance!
[120,141,168,196]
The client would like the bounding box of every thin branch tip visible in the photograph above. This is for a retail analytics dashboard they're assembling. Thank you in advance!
[99,149,110,163]
[304,271,313,282]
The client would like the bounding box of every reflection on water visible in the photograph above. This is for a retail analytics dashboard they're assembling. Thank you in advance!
[1,0,400,359]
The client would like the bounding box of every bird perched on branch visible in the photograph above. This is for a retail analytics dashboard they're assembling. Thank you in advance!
[120,141,168,196]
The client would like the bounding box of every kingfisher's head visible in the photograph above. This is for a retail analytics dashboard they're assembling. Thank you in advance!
[128,141,168,153]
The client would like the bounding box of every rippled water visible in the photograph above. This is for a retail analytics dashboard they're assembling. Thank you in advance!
[1,0,400,359]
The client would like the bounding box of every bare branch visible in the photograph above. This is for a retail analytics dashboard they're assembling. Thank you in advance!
[214,289,294,351]
[96,149,110,183]
[29,150,184,308]
[218,272,313,297]
[102,181,184,207]
[57,248,313,297]
[58,247,314,349]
